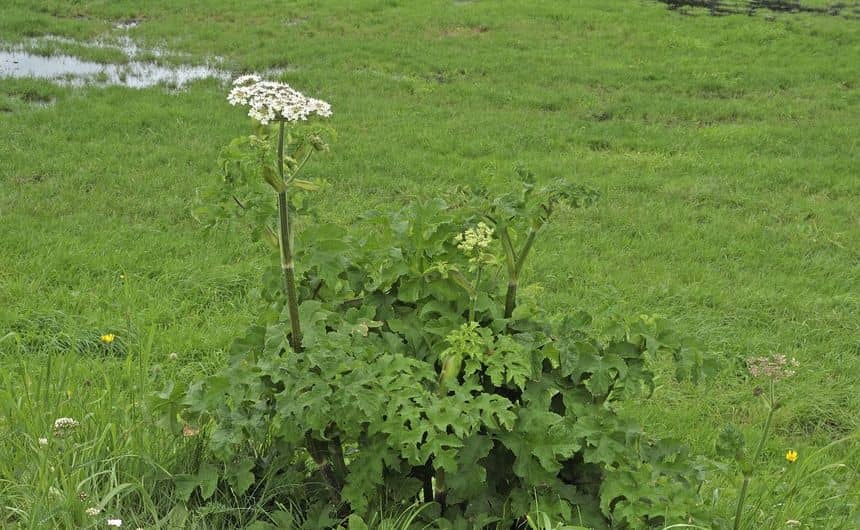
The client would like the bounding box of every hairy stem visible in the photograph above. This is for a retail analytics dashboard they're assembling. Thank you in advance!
[276,121,302,352]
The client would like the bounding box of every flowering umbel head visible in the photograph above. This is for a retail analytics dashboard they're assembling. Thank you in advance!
[53,417,80,437]
[454,222,496,269]
[227,75,332,125]
[746,354,799,381]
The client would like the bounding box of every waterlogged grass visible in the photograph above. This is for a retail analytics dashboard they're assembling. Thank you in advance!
[1,0,858,527]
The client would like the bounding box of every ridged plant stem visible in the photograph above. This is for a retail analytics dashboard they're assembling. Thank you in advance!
[276,121,302,352]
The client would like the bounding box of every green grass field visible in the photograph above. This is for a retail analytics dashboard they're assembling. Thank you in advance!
[1,0,858,528]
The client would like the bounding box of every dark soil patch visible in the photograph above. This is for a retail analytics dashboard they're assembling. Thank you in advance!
[656,0,860,18]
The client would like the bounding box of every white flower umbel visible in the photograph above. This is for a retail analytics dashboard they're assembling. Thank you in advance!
[85,507,101,516]
[227,75,332,125]
[52,417,80,437]
[107,519,123,527]
[38,437,48,446]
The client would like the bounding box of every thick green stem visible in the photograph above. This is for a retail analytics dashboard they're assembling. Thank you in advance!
[733,382,776,530]
[330,435,348,482]
[275,122,346,503]
[469,266,482,322]
[732,476,751,530]
[752,391,776,463]
[499,226,518,318]
[276,122,302,352]
[499,225,517,273]
[504,226,540,319]
[305,433,343,500]
[513,226,539,278]
[504,281,518,319]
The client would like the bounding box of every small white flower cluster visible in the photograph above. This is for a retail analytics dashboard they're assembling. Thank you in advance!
[454,222,494,256]
[107,519,123,527]
[53,417,80,437]
[85,507,101,516]
[747,354,800,381]
[227,74,332,125]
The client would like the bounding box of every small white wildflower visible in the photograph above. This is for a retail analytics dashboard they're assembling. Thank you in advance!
[85,507,101,516]
[38,437,48,446]
[53,417,80,437]
[168,352,178,360]
[107,519,123,527]
[227,76,332,125]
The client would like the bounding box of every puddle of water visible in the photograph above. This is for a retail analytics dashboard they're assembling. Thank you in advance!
[0,35,237,88]
[0,46,229,88]
[28,34,189,63]
[0,36,293,89]
[114,19,143,30]
[656,0,860,17]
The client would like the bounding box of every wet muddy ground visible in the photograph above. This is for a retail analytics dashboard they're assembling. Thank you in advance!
[656,0,860,17]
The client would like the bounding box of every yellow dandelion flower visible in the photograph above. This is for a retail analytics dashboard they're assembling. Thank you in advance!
[785,450,798,463]
[100,333,116,344]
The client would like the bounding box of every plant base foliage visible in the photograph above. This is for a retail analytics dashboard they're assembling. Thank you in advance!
[159,142,716,528]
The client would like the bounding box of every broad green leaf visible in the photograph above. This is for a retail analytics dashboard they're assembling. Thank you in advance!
[346,515,369,530]
[228,458,255,495]
[172,474,197,503]
[572,352,627,397]
[446,435,493,502]
[197,462,219,500]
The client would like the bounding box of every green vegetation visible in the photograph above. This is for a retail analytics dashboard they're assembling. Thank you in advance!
[1,0,857,528]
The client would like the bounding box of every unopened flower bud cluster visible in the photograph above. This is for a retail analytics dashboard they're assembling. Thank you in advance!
[454,222,495,268]
[228,75,332,125]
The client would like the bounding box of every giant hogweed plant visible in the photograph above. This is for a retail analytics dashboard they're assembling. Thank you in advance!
[156,76,718,529]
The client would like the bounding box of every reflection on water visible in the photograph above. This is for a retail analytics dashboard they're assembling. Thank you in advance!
[656,0,860,17]
[0,48,228,88]
[0,36,229,88]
